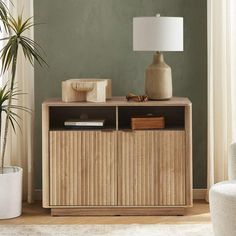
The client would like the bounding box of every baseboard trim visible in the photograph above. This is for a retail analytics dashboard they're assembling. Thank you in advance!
[34,189,43,201]
[193,189,207,200]
[34,189,207,201]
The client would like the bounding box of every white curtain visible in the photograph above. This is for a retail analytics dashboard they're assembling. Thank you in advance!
[207,0,236,198]
[4,0,34,203]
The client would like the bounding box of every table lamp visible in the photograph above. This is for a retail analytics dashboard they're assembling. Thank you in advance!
[133,14,183,100]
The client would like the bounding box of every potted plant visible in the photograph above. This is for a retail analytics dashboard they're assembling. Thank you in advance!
[0,2,45,219]
[0,85,30,219]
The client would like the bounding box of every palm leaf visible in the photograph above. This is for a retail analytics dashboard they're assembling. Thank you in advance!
[0,84,32,131]
[0,84,20,105]
[1,14,48,73]
[0,10,46,170]
[8,105,31,113]
[0,0,9,31]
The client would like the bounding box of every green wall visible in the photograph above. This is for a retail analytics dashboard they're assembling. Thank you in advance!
[34,0,207,189]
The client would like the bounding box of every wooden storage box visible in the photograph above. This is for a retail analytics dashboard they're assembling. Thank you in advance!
[131,116,165,130]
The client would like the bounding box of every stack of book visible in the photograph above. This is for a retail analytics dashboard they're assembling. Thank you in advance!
[64,119,105,127]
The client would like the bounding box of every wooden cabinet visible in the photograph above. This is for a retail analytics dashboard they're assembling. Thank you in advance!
[49,131,117,206]
[42,97,192,216]
[118,130,186,206]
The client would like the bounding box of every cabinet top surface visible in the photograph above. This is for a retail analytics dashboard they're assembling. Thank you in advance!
[43,97,191,107]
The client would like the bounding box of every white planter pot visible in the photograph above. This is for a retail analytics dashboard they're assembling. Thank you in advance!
[0,166,23,219]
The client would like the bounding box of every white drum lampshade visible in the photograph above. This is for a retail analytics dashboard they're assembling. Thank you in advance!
[133,15,184,100]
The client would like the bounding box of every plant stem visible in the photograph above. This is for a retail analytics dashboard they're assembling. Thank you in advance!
[1,48,18,173]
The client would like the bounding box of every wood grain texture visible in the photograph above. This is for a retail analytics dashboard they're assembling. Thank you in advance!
[42,104,50,208]
[43,96,191,107]
[131,116,165,130]
[42,96,192,215]
[49,131,117,206]
[51,207,186,216]
[185,105,193,206]
[118,130,186,206]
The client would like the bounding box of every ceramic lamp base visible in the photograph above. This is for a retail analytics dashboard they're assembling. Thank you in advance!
[145,52,172,100]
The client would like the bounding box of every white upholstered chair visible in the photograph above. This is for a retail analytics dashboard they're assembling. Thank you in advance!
[210,143,236,236]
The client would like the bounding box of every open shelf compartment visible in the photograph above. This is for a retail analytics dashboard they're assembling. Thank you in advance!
[49,106,116,131]
[118,106,185,130]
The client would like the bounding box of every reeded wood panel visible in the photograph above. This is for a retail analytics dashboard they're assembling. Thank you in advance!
[118,130,186,206]
[50,131,117,206]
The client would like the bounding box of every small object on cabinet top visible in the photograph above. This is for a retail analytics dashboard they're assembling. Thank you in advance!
[126,93,148,102]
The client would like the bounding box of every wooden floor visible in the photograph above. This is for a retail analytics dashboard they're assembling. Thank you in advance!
[0,200,210,225]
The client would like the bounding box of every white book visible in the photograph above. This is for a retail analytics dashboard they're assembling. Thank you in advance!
[64,119,105,127]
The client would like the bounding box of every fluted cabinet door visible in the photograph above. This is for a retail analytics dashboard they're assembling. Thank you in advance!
[49,131,117,206]
[118,130,186,206]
